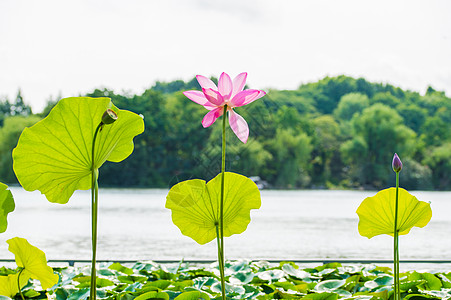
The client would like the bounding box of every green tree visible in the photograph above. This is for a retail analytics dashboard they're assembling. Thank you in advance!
[267,128,313,188]
[0,90,32,126]
[0,115,41,183]
[0,97,11,126]
[152,77,200,94]
[356,77,376,98]
[419,116,450,147]
[11,89,32,116]
[274,106,303,130]
[397,104,427,133]
[333,93,370,121]
[163,92,212,185]
[419,92,450,115]
[29,75,450,190]
[264,90,316,115]
[423,143,451,190]
[227,139,273,178]
[237,97,277,141]
[341,104,416,188]
[371,92,401,108]
[394,157,433,190]
[311,115,341,186]
[299,76,358,114]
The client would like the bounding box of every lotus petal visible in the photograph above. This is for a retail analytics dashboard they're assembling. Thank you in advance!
[202,88,224,106]
[232,72,247,97]
[202,107,223,128]
[183,91,215,109]
[218,72,233,100]
[229,89,260,107]
[228,110,249,143]
[196,75,217,90]
[12,97,144,204]
[357,188,432,238]
[166,172,261,244]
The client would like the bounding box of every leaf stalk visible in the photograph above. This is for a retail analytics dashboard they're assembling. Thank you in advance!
[17,268,25,300]
[394,171,400,300]
[90,123,102,300]
[218,105,227,299]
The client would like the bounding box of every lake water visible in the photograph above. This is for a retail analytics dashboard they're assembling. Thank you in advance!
[1,188,450,270]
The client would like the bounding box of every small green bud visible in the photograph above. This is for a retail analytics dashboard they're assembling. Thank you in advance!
[101,109,118,125]
[392,153,402,173]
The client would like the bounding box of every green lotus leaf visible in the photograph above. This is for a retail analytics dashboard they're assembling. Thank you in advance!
[0,273,28,298]
[301,292,339,300]
[166,172,261,244]
[7,237,59,290]
[0,183,14,233]
[174,291,210,300]
[356,187,432,238]
[135,291,169,300]
[12,97,144,204]
[314,279,346,292]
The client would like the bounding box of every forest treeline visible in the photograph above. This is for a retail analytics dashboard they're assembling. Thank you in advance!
[1,75,450,190]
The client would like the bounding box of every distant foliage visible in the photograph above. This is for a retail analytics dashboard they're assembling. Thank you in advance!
[1,76,450,190]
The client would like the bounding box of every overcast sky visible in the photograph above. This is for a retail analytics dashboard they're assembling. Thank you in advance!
[1,0,450,112]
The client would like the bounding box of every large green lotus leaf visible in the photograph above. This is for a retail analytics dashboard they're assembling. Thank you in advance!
[0,273,28,298]
[7,237,59,290]
[12,97,144,204]
[0,183,14,233]
[166,172,261,244]
[357,187,432,238]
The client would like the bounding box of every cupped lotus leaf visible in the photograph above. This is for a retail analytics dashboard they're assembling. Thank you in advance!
[0,273,28,298]
[0,183,14,233]
[12,97,144,204]
[166,172,261,244]
[357,187,432,238]
[7,237,59,290]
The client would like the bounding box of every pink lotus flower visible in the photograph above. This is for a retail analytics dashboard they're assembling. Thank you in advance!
[183,72,266,143]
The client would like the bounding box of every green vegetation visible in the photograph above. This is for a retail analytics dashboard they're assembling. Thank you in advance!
[1,76,450,190]
[2,260,451,299]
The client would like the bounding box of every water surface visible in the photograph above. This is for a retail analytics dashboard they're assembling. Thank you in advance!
[1,188,449,268]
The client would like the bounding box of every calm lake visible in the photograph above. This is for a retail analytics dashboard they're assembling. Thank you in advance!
[1,188,450,269]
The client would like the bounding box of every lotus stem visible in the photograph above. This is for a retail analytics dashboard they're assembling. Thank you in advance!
[90,123,102,300]
[218,105,227,300]
[394,171,400,300]
[215,224,225,295]
[17,268,25,300]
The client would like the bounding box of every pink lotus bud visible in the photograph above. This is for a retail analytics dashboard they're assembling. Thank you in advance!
[392,153,402,173]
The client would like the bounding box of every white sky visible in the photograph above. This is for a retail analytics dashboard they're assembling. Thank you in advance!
[1,0,450,112]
